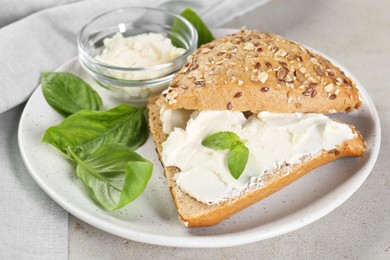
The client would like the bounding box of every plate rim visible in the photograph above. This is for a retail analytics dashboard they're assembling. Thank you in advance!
[17,29,381,248]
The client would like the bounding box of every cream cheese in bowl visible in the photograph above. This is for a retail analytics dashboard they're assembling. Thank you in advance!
[95,32,186,80]
[77,7,198,104]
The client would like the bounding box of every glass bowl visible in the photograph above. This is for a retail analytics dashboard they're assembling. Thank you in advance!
[77,7,198,104]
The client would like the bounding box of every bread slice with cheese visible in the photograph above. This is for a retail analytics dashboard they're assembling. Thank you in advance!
[148,29,366,227]
[157,30,362,114]
[148,95,365,227]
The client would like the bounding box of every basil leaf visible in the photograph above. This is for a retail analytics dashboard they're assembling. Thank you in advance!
[41,72,103,117]
[170,7,215,48]
[116,161,153,209]
[180,8,215,47]
[227,144,249,180]
[68,144,152,211]
[202,131,241,150]
[202,131,249,179]
[170,15,189,49]
[42,104,148,159]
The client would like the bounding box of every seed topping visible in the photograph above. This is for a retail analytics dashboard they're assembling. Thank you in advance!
[313,65,325,76]
[234,92,242,98]
[194,80,205,87]
[277,67,288,80]
[295,70,306,83]
[260,87,269,92]
[258,72,268,83]
[311,89,317,98]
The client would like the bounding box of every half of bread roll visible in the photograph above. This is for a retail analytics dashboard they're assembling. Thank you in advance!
[149,30,366,227]
[148,95,366,227]
[157,30,362,114]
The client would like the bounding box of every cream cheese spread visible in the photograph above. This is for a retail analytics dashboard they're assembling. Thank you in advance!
[161,110,356,204]
[95,32,185,80]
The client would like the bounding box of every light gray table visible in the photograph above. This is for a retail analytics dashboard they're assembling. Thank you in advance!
[69,0,390,258]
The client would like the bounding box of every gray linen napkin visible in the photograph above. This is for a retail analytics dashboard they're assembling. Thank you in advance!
[0,0,270,258]
[0,104,68,259]
[0,0,82,27]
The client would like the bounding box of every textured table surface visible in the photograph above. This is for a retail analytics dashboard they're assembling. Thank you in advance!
[69,0,390,258]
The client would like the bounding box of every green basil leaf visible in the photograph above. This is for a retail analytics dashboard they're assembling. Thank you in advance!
[227,144,249,180]
[180,8,215,47]
[202,131,249,179]
[170,15,189,49]
[68,144,152,210]
[41,72,103,117]
[42,104,148,159]
[116,161,153,209]
[170,7,215,48]
[202,131,241,150]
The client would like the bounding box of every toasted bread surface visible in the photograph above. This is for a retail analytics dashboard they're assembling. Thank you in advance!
[157,30,362,114]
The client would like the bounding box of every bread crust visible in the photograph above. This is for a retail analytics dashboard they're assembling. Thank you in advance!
[148,95,366,227]
[157,30,362,114]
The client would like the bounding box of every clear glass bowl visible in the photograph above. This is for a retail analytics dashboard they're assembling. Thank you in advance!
[77,7,198,104]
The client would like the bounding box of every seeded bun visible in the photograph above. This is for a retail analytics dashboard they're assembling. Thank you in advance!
[148,95,366,227]
[157,29,362,114]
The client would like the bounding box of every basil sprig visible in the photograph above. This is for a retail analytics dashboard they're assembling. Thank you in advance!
[41,72,151,211]
[202,131,249,179]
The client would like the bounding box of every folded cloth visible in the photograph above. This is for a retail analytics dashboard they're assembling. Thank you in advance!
[0,0,82,27]
[0,104,68,259]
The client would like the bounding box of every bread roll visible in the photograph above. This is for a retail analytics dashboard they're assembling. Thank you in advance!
[148,30,366,227]
[157,30,362,114]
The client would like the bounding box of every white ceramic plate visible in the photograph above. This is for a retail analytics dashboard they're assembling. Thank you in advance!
[18,29,381,248]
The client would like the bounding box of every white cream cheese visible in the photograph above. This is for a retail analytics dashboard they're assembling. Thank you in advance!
[95,32,185,80]
[161,110,356,204]
[160,108,193,134]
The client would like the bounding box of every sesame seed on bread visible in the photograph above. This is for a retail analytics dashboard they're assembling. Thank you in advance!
[157,29,362,114]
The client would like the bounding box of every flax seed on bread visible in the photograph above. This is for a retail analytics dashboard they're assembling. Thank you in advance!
[157,30,362,114]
